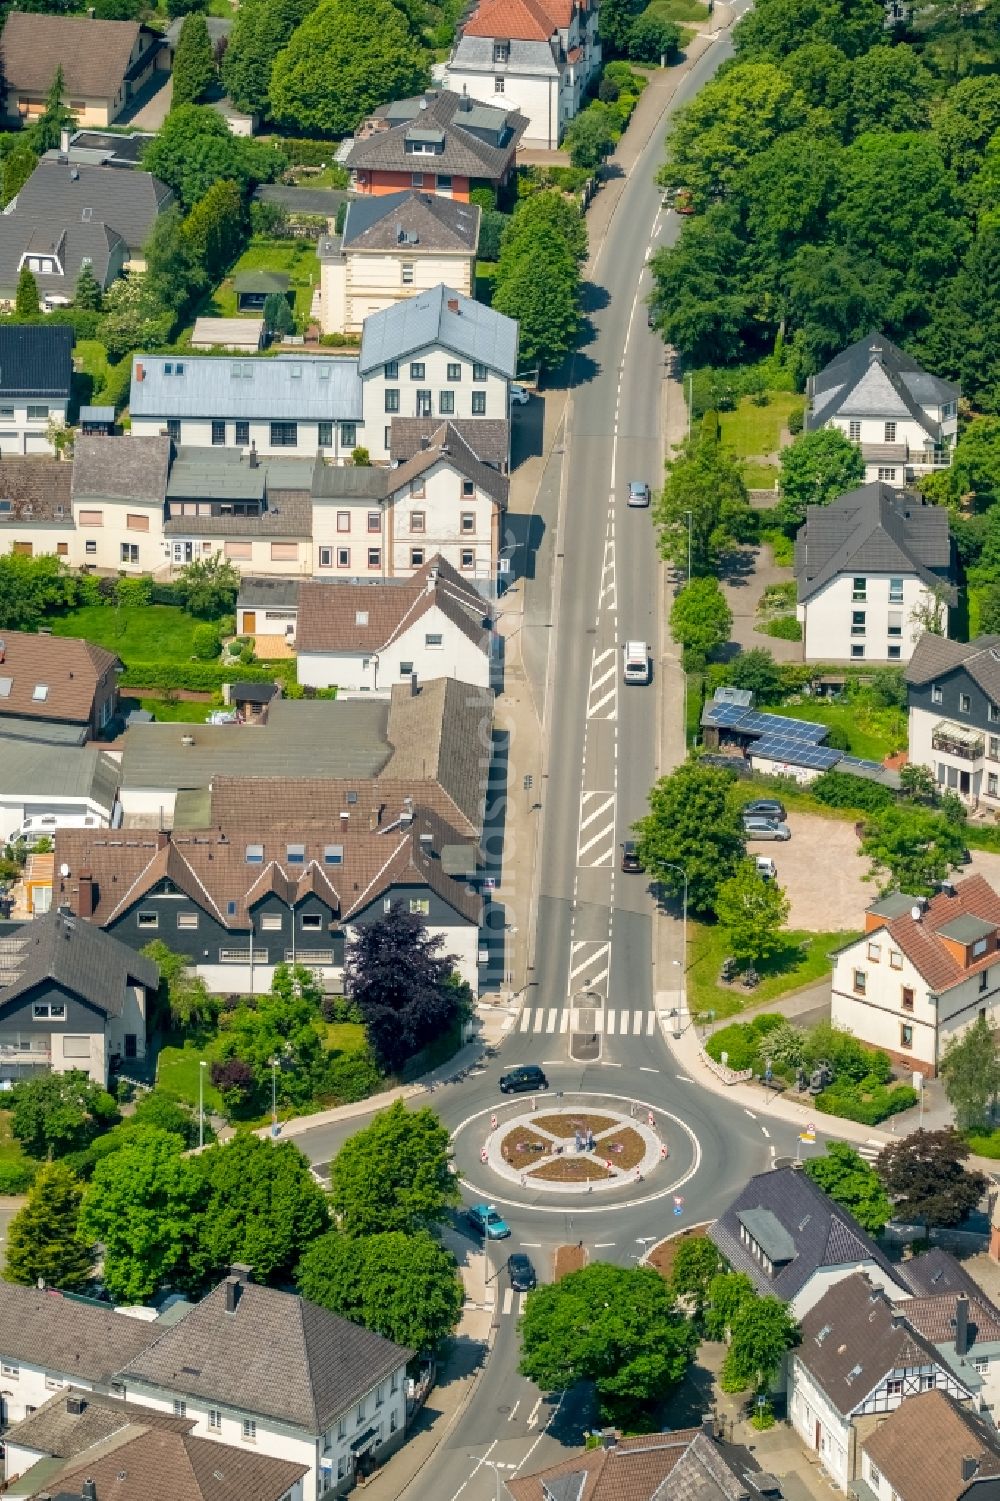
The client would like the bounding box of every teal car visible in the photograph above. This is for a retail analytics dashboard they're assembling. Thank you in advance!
[467,1203,511,1240]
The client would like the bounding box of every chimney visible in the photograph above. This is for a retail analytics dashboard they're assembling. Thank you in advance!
[77,871,95,920]
[963,1457,980,1482]
[60,126,71,155]
[224,1275,243,1314]
[955,1295,970,1356]
[230,1262,252,1282]
[134,362,144,383]
[701,1413,716,1439]
[601,1429,617,1450]
[81,1481,97,1501]
[447,297,460,313]
[426,565,438,594]
[410,671,419,697]
[420,435,430,450]
[249,442,259,469]
[66,1394,86,1416]
[0,638,5,663]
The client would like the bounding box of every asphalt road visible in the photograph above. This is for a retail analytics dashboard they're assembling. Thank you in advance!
[291,15,812,1499]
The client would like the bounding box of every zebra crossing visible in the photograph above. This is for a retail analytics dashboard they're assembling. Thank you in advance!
[586,646,618,721]
[856,1139,884,1165]
[500,1287,527,1317]
[516,1005,657,1036]
[576,791,616,867]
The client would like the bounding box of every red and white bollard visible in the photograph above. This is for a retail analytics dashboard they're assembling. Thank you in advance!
[660,1142,668,1159]
[635,1168,643,1183]
[647,1110,655,1127]
[481,1147,488,1163]
[490,1114,498,1131]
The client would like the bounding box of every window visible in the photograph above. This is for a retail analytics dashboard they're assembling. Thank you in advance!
[385,361,399,380]
[410,477,425,498]
[981,969,990,992]
[333,511,350,534]
[79,509,103,526]
[337,547,350,568]
[426,632,443,648]
[990,773,999,797]
[212,420,226,446]
[301,913,322,930]
[85,539,96,555]
[401,263,415,286]
[318,421,333,447]
[127,513,149,532]
[461,548,475,570]
[889,577,904,603]
[867,942,881,962]
[902,986,914,1011]
[868,1461,882,1487]
[888,612,902,638]
[416,389,432,417]
[391,1410,398,1433]
[260,913,282,932]
[57,542,68,556]
[324,844,343,865]
[473,363,488,382]
[208,1409,222,1431]
[495,76,505,91]
[890,950,903,969]
[137,911,158,930]
[174,1400,187,1417]
[974,937,989,957]
[357,1400,366,1424]
[120,543,139,564]
[932,684,943,704]
[166,419,182,440]
[438,174,452,192]
[851,610,866,636]
[242,1418,256,1442]
[271,542,298,562]
[376,1384,385,1407]
[901,1024,914,1049]
[245,843,264,864]
[391,1371,399,1393]
[410,898,430,915]
[399,660,413,676]
[853,969,866,994]
[410,362,425,380]
[1,1361,18,1378]
[410,511,425,532]
[27,404,49,421]
[888,645,901,660]
[919,1373,935,1390]
[447,362,462,382]
[975,1356,990,1374]
[990,738,999,762]
[848,419,861,441]
[461,513,475,533]
[368,547,381,569]
[236,420,250,446]
[341,423,357,448]
[286,843,305,865]
[177,911,198,930]
[368,511,381,534]
[33,1003,52,1018]
[852,577,867,601]
[878,468,897,482]
[851,644,865,659]
[45,1374,65,1391]
[410,547,425,567]
[270,421,297,447]
[319,546,333,568]
[439,390,455,415]
[885,421,897,442]
[493,39,509,60]
[224,540,252,560]
[472,391,486,415]
[961,693,972,713]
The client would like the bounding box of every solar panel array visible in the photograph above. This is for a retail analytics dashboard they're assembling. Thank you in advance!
[838,754,889,777]
[703,700,828,743]
[751,736,842,770]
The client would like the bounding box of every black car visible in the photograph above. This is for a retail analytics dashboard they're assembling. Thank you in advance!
[743,797,787,821]
[499,1064,548,1094]
[620,839,643,873]
[508,1252,537,1291]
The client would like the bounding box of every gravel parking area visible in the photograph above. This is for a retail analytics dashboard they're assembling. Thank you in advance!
[745,810,871,931]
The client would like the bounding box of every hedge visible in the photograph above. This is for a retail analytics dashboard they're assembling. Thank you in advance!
[120,660,297,692]
[814,1080,919,1125]
[761,615,803,641]
[0,1159,37,1193]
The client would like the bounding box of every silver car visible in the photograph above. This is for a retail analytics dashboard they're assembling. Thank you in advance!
[743,817,791,842]
[627,481,651,508]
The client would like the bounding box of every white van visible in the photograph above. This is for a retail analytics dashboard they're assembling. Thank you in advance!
[623,641,650,685]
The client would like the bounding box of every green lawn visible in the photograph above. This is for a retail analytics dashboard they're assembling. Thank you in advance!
[132,696,221,723]
[74,339,110,398]
[720,394,805,460]
[644,0,709,22]
[211,238,320,326]
[157,1039,226,1114]
[51,605,202,663]
[687,923,859,1021]
[742,463,780,490]
[764,699,907,761]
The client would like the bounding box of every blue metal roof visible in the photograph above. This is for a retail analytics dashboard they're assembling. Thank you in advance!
[129,354,363,422]
[358,284,517,378]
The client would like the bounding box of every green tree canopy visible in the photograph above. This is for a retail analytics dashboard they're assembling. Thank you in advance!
[950,417,1000,510]
[11,1071,119,1159]
[802,1141,892,1232]
[598,0,642,53]
[634,762,746,916]
[3,1162,94,1291]
[141,941,219,1034]
[269,0,429,137]
[704,1270,756,1340]
[848,46,934,137]
[79,1127,206,1302]
[668,577,733,669]
[142,206,205,321]
[518,1263,697,1423]
[0,553,78,632]
[725,649,782,703]
[877,1128,987,1228]
[493,225,581,372]
[345,909,464,1074]
[171,11,216,107]
[564,108,617,171]
[721,1295,798,1393]
[15,265,39,318]
[715,860,790,966]
[74,262,104,311]
[142,106,284,211]
[174,552,241,616]
[936,75,1000,184]
[860,804,969,895]
[184,179,247,275]
[296,1229,463,1351]
[777,426,866,530]
[654,428,751,575]
[329,1100,459,1237]
[3,143,39,207]
[628,13,681,63]
[98,273,173,360]
[777,41,853,119]
[222,0,316,117]
[940,1016,1000,1133]
[501,190,588,265]
[668,1235,722,1313]
[733,0,884,62]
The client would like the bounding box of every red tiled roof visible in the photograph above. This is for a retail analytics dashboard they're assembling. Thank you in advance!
[874,874,1000,993]
[464,0,556,40]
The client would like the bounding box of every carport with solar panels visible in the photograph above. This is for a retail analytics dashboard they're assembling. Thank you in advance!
[700,694,894,784]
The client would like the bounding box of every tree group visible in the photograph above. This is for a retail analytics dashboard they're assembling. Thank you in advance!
[634,761,746,915]
[492,190,587,374]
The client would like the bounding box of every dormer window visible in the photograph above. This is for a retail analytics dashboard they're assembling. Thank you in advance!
[493,40,509,61]
[286,843,305,865]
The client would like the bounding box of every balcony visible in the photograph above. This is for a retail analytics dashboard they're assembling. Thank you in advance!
[932,721,985,761]
[284,949,335,965]
[860,441,952,469]
[0,1039,51,1072]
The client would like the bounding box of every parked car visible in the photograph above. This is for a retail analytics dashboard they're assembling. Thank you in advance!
[508,1252,537,1290]
[510,384,530,406]
[755,856,777,880]
[627,480,651,508]
[623,641,650,685]
[499,1064,548,1094]
[743,816,791,842]
[621,839,643,872]
[744,798,786,821]
[467,1204,511,1240]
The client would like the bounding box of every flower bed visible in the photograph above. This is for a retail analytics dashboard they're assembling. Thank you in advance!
[502,1127,551,1170]
[531,1157,611,1181]
[554,1243,587,1278]
[594,1126,645,1170]
[531,1113,619,1137]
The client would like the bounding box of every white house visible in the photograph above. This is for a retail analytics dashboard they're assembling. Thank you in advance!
[789,1273,977,1493]
[805,332,959,486]
[0,739,118,843]
[905,633,1000,809]
[320,192,480,336]
[0,325,73,455]
[795,483,956,663]
[894,1250,1000,1424]
[446,0,601,148]
[830,875,1000,1076]
[296,556,493,694]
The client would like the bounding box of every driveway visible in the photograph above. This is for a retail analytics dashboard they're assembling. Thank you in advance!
[721,542,802,664]
[745,811,871,932]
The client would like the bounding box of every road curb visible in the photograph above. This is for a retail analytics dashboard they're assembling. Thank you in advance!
[644,1219,713,1267]
[390,1318,501,1501]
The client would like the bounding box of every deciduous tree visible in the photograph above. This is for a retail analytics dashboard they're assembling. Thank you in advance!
[940,1016,1000,1133]
[802,1141,891,1232]
[715,861,790,966]
[704,1270,755,1340]
[345,909,464,1073]
[877,1128,987,1228]
[3,1162,94,1291]
[174,552,241,617]
[668,1235,722,1313]
[654,429,751,575]
[860,804,968,895]
[563,108,617,171]
[598,0,642,54]
[329,1100,459,1237]
[725,649,782,704]
[11,1071,119,1159]
[669,577,733,669]
[634,762,746,916]
[777,427,866,530]
[492,238,580,372]
[142,106,284,211]
[628,13,680,63]
[721,1295,797,1393]
[0,553,77,631]
[171,12,216,107]
[222,0,315,117]
[142,941,220,1033]
[296,1229,463,1351]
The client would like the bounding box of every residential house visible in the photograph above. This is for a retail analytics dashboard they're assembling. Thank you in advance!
[0,455,73,558]
[163,447,317,574]
[709,1166,911,1319]
[805,332,959,486]
[319,191,480,336]
[830,874,1000,1076]
[5,1392,307,1501]
[0,1281,159,1428]
[794,482,955,663]
[236,576,301,648]
[447,0,601,149]
[359,285,517,461]
[0,630,121,746]
[0,13,166,128]
[128,353,364,460]
[893,1249,1000,1420]
[0,907,158,1084]
[788,1273,977,1492]
[296,556,493,694]
[0,737,118,842]
[507,1422,787,1501]
[345,88,526,202]
[0,325,73,455]
[905,633,1000,808]
[71,433,172,572]
[0,218,127,309]
[312,420,508,582]
[190,317,266,353]
[389,415,509,473]
[858,1389,1000,1501]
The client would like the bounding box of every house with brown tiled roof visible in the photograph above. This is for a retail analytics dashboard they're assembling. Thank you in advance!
[858,1389,1000,1501]
[788,1273,979,1493]
[345,89,526,202]
[0,12,165,129]
[296,555,493,694]
[0,629,121,746]
[446,0,600,147]
[891,1260,1000,1422]
[830,874,1000,1074]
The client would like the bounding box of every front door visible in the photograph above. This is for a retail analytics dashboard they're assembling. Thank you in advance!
[814,1421,822,1452]
[960,770,971,796]
[173,541,194,565]
[124,1034,137,1059]
[243,611,257,633]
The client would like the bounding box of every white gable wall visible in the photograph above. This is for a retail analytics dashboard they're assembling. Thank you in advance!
[799,572,938,663]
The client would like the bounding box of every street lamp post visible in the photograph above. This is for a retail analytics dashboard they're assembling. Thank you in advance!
[270,1056,279,1137]
[662,861,688,1021]
[198,1059,207,1149]
[683,508,693,586]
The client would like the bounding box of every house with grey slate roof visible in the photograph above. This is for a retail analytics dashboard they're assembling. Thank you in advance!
[905,634,1000,809]
[805,332,959,486]
[345,88,526,202]
[794,482,955,663]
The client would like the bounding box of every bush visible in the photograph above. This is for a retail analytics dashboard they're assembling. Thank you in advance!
[469,184,497,211]
[0,1160,36,1193]
[598,75,620,102]
[706,1014,784,1073]
[119,661,293,692]
[192,623,222,660]
[278,137,346,170]
[320,1050,384,1104]
[761,615,802,641]
[96,357,134,412]
[815,1080,919,1125]
[114,575,152,609]
[250,201,284,236]
[812,770,894,813]
[788,407,804,436]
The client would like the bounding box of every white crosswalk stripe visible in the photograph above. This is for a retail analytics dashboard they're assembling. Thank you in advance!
[586,645,618,721]
[501,1289,525,1317]
[577,789,615,867]
[516,1006,658,1036]
[857,1139,883,1164]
